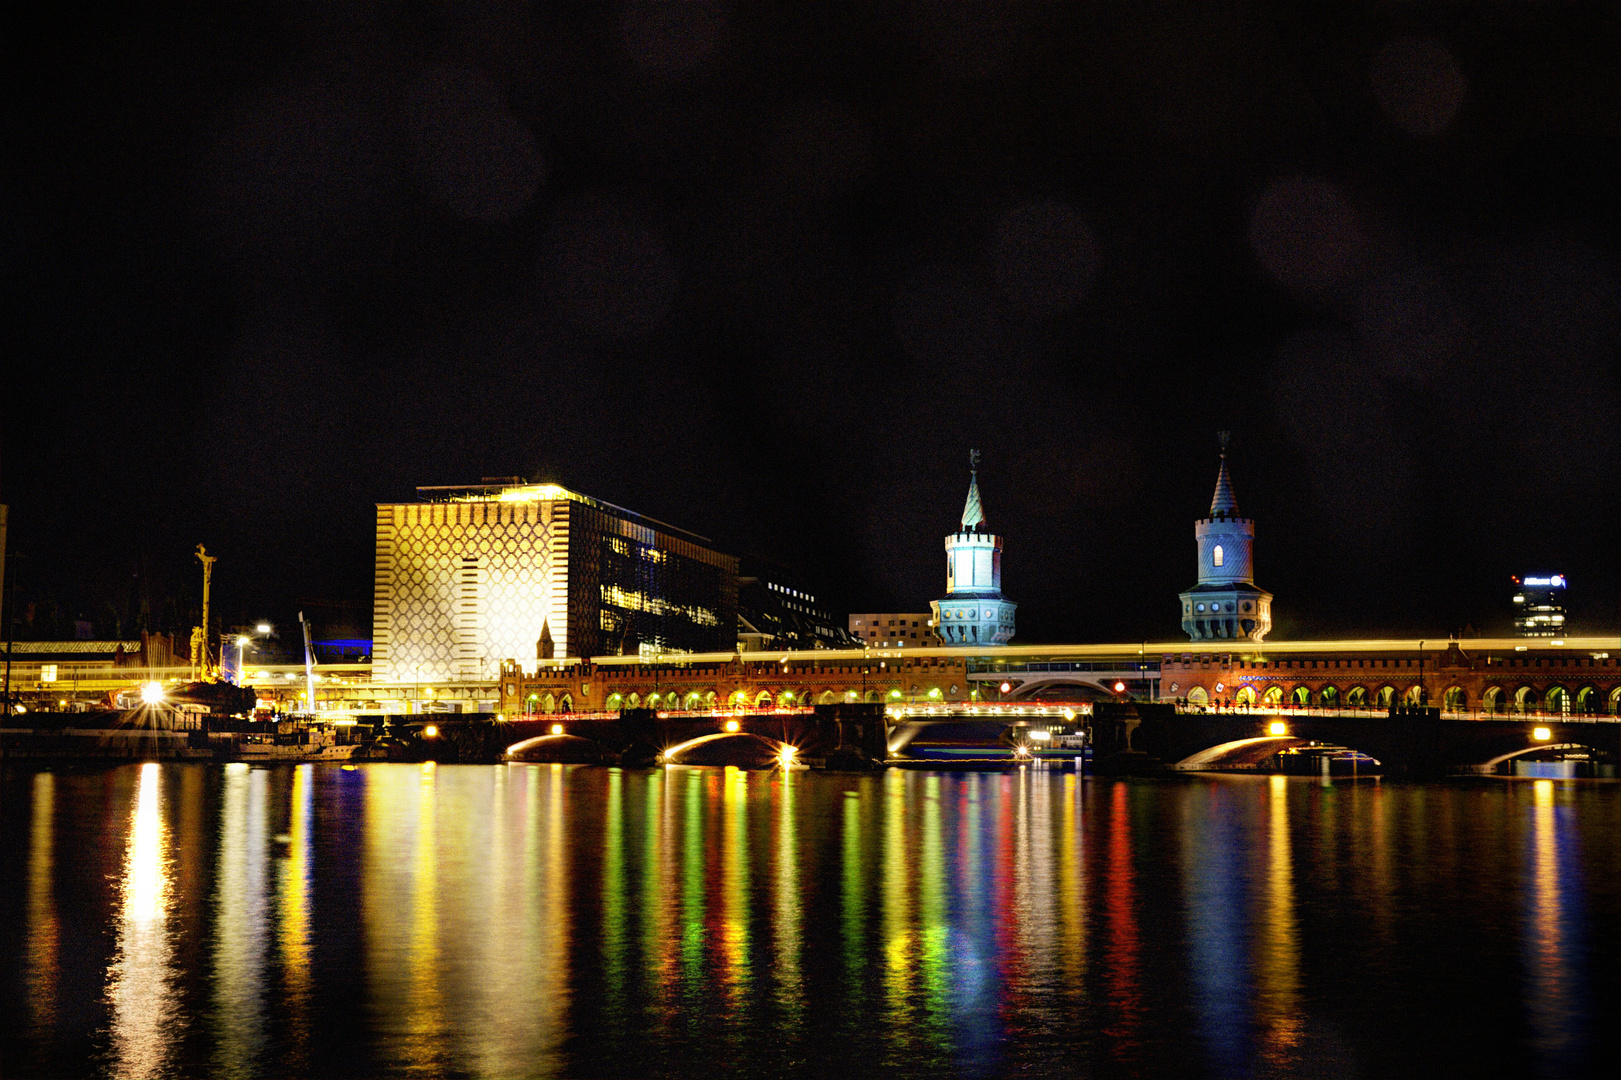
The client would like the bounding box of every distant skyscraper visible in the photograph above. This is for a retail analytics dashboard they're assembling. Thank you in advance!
[932,451,1016,645]
[1512,574,1567,637]
[1180,435,1272,641]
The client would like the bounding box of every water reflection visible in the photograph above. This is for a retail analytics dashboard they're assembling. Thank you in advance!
[1256,775,1302,1069]
[279,764,314,1069]
[1524,780,1589,1075]
[27,772,59,1045]
[772,772,803,1017]
[1181,781,1250,1076]
[106,762,178,1079]
[8,764,1620,1080]
[214,762,269,1077]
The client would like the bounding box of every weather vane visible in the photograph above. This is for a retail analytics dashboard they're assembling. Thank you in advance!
[969,448,980,473]
[1218,431,1230,454]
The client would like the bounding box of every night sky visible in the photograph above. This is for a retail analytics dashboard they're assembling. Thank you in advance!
[6,2,1619,646]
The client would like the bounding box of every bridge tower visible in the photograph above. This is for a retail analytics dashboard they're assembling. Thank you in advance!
[1180,434,1271,641]
[932,451,1017,645]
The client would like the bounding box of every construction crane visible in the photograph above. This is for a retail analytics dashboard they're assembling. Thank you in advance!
[190,544,217,680]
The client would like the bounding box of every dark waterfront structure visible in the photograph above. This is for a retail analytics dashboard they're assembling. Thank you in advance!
[735,557,855,652]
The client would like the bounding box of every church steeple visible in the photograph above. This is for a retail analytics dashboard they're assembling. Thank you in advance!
[961,449,985,530]
[1210,432,1238,516]
[932,450,1016,646]
[1179,434,1271,642]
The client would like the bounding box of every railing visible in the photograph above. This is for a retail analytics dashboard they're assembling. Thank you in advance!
[1174,704,1620,723]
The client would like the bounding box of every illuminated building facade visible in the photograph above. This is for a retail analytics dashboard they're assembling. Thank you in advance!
[1512,574,1568,637]
[372,482,737,683]
[1180,440,1272,641]
[931,453,1016,645]
[848,613,937,648]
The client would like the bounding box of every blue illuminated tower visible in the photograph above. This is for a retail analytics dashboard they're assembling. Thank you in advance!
[1180,434,1271,641]
[932,451,1017,645]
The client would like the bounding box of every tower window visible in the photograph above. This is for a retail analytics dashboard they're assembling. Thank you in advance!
[1213,545,1224,567]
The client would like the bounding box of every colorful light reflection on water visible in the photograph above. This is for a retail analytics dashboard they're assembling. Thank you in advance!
[1,764,1616,1079]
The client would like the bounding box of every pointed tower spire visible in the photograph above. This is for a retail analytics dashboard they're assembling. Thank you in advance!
[536,619,555,661]
[1210,431,1238,516]
[961,449,985,530]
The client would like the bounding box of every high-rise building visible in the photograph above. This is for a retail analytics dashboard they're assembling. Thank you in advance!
[1180,437,1272,641]
[1512,574,1567,637]
[931,452,1016,645]
[371,481,737,682]
[736,557,854,651]
[848,612,936,648]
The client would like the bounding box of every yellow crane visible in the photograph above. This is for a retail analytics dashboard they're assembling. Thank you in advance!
[190,544,217,679]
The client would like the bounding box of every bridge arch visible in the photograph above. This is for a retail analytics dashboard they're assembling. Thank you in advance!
[729,690,749,707]
[1235,686,1256,706]
[660,731,794,768]
[1473,742,1607,772]
[605,692,624,711]
[1576,686,1599,715]
[1376,686,1395,708]
[1263,686,1283,705]
[1611,687,1621,715]
[1443,686,1466,712]
[755,690,773,708]
[1346,686,1367,707]
[1483,686,1505,714]
[1320,685,1340,707]
[560,694,573,712]
[1292,685,1310,706]
[1545,686,1569,714]
[1187,686,1209,706]
[1515,685,1539,713]
[1172,736,1307,770]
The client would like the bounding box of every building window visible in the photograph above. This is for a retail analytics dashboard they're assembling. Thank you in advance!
[1213,545,1224,567]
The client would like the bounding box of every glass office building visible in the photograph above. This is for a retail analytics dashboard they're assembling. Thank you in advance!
[372,482,738,682]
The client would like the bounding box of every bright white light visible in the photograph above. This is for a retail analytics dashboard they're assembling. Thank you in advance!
[725,720,740,733]
[550,724,564,735]
[1031,730,1051,741]
[255,623,272,634]
[423,725,439,739]
[1268,721,1288,736]
[141,682,164,705]
[1532,726,1551,742]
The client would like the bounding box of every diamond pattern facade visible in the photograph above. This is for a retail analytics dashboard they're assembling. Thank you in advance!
[373,485,738,683]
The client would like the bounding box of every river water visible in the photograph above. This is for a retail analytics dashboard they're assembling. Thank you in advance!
[1,762,1615,1079]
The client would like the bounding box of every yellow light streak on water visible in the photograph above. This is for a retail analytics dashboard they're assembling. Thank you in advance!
[213,763,269,1077]
[919,773,947,1026]
[1059,772,1086,991]
[279,764,313,1069]
[1256,775,1302,1067]
[842,788,865,1005]
[719,766,752,1007]
[406,763,444,1068]
[107,762,178,1080]
[1525,779,1578,1065]
[27,773,59,1041]
[773,769,804,1016]
[882,770,916,1049]
[603,768,627,1025]
[643,769,677,1023]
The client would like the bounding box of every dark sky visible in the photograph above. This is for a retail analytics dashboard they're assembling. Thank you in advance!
[5,2,1619,645]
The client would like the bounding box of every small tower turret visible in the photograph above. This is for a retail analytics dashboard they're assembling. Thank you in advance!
[932,451,1017,646]
[1180,434,1271,641]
